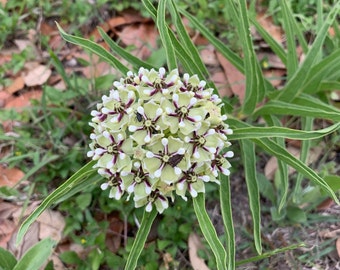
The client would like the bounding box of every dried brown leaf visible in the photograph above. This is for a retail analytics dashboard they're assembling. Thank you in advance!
[0,166,25,187]
[216,52,246,102]
[24,65,52,87]
[4,90,42,111]
[4,76,25,95]
[188,233,210,270]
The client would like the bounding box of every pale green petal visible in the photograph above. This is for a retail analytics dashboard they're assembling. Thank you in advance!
[144,101,160,119]
[191,180,205,194]
[130,130,148,145]
[167,136,184,153]
[143,158,162,175]
[163,115,179,134]
[160,165,180,184]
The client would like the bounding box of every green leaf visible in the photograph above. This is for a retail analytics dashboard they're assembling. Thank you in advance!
[193,193,227,270]
[286,206,307,223]
[235,0,266,114]
[157,0,176,70]
[254,99,340,122]
[219,174,235,270]
[59,251,81,265]
[16,161,98,245]
[56,23,129,75]
[250,17,287,66]
[301,49,340,94]
[228,122,340,140]
[75,193,92,210]
[124,209,158,270]
[97,27,154,70]
[274,2,340,102]
[324,175,340,192]
[240,140,262,254]
[0,247,16,270]
[13,238,56,270]
[168,0,209,77]
[179,8,244,73]
[220,174,236,269]
[279,1,298,78]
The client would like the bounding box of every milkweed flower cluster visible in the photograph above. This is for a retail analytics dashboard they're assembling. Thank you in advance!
[87,67,234,213]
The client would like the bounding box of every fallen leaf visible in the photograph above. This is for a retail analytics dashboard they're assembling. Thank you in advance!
[216,52,246,102]
[117,23,158,59]
[4,76,25,95]
[319,229,340,239]
[0,166,25,187]
[37,210,65,242]
[0,91,11,108]
[263,69,285,88]
[210,70,233,97]
[24,65,52,86]
[188,233,210,270]
[336,238,340,258]
[200,44,218,66]
[317,198,335,211]
[256,12,284,44]
[0,219,16,248]
[4,89,42,110]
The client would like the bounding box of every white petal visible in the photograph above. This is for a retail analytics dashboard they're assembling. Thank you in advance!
[177,148,185,155]
[179,121,185,127]
[146,202,153,212]
[174,167,182,175]
[137,106,144,114]
[144,135,151,143]
[127,185,135,193]
[154,168,162,178]
[101,183,109,190]
[190,188,198,197]
[146,151,154,158]
[129,125,138,132]
[226,151,234,158]
[177,182,184,190]
[145,185,152,195]
[161,138,168,146]
[207,129,215,136]
[119,153,126,159]
[155,108,163,117]
[159,67,165,76]
[201,175,210,182]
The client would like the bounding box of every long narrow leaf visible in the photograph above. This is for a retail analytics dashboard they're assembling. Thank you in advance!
[263,115,288,213]
[250,18,287,65]
[13,238,56,270]
[219,174,235,270]
[240,140,262,254]
[279,1,298,78]
[293,117,313,204]
[227,117,339,203]
[179,8,244,73]
[254,137,339,204]
[124,209,158,270]
[98,27,154,70]
[56,23,129,74]
[228,122,340,140]
[168,0,209,76]
[274,2,340,102]
[16,161,98,244]
[157,0,177,70]
[0,247,16,269]
[254,100,340,122]
[236,0,266,113]
[193,193,227,270]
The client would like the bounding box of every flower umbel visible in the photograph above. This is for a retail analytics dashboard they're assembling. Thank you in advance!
[88,67,233,213]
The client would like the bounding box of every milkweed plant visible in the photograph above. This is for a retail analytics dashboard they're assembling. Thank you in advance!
[87,67,234,213]
[16,0,340,269]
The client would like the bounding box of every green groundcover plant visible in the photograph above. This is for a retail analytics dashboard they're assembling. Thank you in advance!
[15,0,340,269]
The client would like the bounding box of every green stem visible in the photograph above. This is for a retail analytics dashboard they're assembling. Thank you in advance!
[124,208,158,270]
[193,193,227,270]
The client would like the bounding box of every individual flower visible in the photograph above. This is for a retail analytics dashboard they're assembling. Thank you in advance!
[184,122,223,162]
[143,137,188,184]
[128,101,166,145]
[211,146,234,177]
[138,67,179,100]
[175,163,211,200]
[134,189,169,214]
[87,130,132,172]
[98,169,124,200]
[162,92,207,135]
